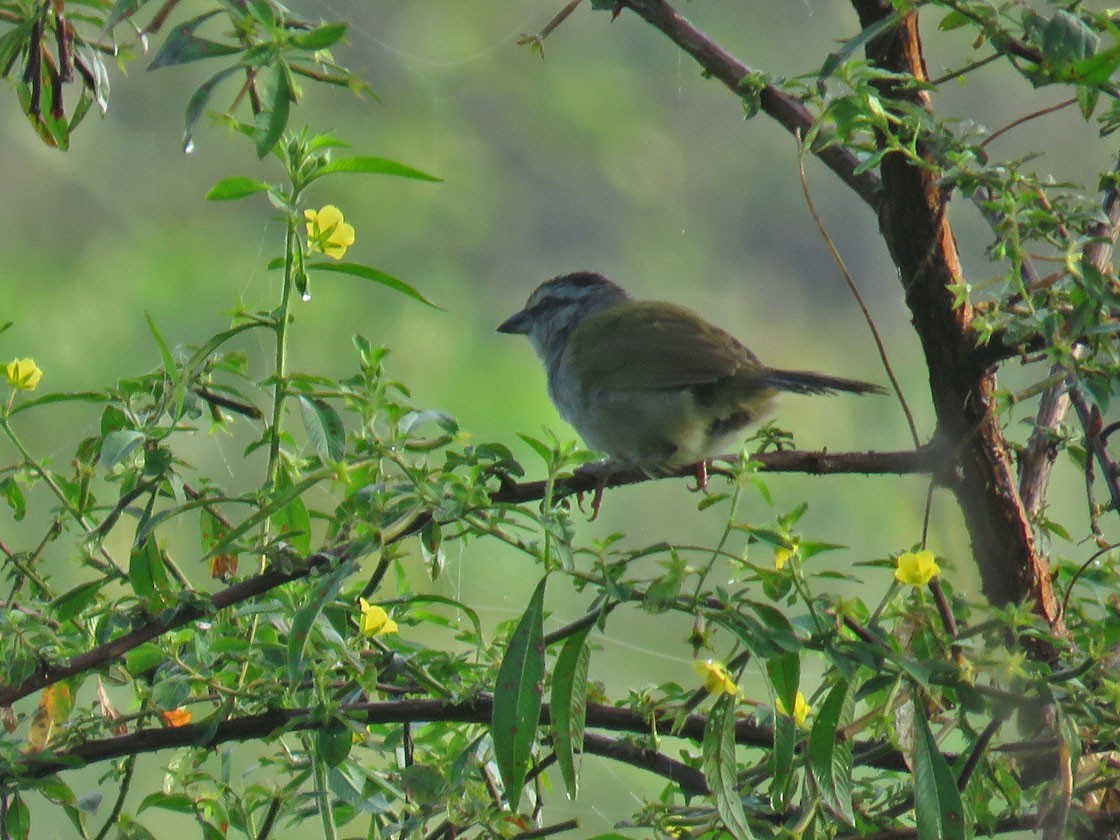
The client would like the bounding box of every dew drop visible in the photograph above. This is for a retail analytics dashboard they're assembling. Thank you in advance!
[301,291,312,302]
[183,138,195,155]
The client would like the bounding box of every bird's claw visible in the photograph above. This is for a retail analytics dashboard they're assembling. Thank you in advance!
[685,459,711,493]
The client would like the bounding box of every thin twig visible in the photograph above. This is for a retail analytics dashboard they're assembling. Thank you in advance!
[518,0,583,54]
[980,97,1077,149]
[794,129,920,449]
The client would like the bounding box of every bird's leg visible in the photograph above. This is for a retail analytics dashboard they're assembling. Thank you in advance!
[575,461,620,520]
[685,459,711,493]
[589,476,607,520]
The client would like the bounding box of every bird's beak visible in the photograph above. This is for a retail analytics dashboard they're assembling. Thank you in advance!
[496,309,531,334]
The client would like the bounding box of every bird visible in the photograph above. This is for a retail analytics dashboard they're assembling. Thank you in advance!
[498,271,885,489]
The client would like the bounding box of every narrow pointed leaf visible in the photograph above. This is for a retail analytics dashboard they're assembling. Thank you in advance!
[291,22,348,51]
[313,156,441,182]
[702,694,753,839]
[50,579,108,621]
[145,311,180,385]
[550,624,592,799]
[4,792,29,840]
[206,176,273,201]
[287,560,353,683]
[767,650,800,810]
[808,679,856,826]
[912,702,965,840]
[148,11,239,69]
[306,262,442,309]
[183,66,241,152]
[256,63,292,158]
[492,575,547,809]
[271,467,312,556]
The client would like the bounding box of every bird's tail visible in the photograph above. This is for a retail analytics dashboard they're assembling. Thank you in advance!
[762,368,886,396]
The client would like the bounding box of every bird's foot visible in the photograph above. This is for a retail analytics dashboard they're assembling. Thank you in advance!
[575,461,624,520]
[685,459,711,493]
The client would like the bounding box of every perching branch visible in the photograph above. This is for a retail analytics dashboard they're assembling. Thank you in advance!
[491,444,944,505]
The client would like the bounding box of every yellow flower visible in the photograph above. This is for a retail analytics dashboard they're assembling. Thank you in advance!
[894,549,940,587]
[693,659,739,697]
[5,358,43,391]
[359,598,398,636]
[775,690,811,728]
[774,545,795,571]
[305,205,356,260]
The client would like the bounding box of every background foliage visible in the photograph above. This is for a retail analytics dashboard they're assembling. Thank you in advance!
[3,1,1120,838]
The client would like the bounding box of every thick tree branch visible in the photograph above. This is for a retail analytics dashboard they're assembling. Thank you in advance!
[846,2,1059,622]
[2,697,765,785]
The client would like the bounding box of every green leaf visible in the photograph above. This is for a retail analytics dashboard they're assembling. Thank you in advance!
[818,12,903,82]
[313,155,441,182]
[938,11,972,31]
[550,624,592,799]
[125,643,165,676]
[516,432,554,463]
[129,536,171,606]
[399,764,447,805]
[766,653,800,719]
[492,575,547,809]
[183,66,241,152]
[138,792,195,814]
[271,467,312,556]
[702,694,752,839]
[766,653,799,810]
[145,311,180,386]
[0,477,26,521]
[912,702,965,840]
[291,22,348,51]
[50,579,108,621]
[104,0,149,30]
[1045,10,1099,64]
[256,62,292,159]
[148,11,240,69]
[100,429,146,470]
[205,176,273,201]
[305,262,442,309]
[298,395,346,462]
[7,391,109,418]
[808,679,856,826]
[199,507,228,554]
[5,791,30,840]
[287,559,354,683]
[316,720,353,768]
[770,711,796,811]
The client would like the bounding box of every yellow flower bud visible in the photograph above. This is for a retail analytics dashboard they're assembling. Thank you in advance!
[5,358,43,391]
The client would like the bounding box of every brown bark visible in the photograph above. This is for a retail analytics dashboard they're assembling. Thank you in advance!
[846,3,1060,622]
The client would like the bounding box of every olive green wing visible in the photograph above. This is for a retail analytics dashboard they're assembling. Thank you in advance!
[567,300,759,391]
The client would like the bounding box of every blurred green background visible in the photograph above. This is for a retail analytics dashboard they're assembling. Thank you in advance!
[2,1,1113,834]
